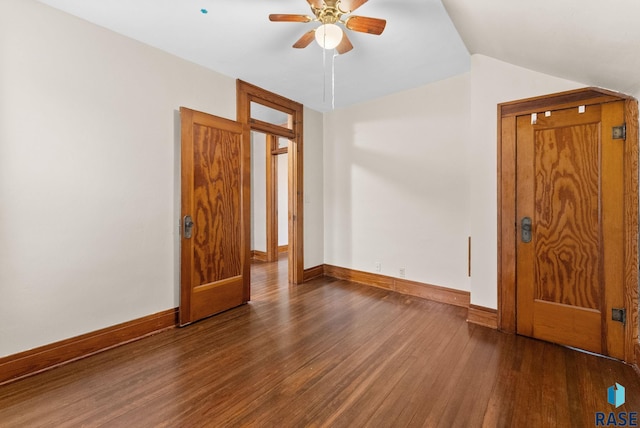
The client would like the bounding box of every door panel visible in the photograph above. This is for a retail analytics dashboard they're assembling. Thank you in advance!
[516,102,625,358]
[180,107,250,326]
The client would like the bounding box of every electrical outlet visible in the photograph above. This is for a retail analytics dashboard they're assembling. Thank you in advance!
[375,262,382,272]
[399,268,406,278]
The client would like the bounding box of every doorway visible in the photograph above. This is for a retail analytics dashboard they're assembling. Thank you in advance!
[251,131,289,263]
[497,87,639,362]
[237,80,304,284]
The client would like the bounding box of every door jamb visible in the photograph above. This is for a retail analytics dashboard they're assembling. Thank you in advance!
[497,87,639,362]
[237,80,304,284]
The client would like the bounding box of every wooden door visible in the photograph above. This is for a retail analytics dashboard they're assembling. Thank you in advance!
[516,101,625,358]
[179,107,250,326]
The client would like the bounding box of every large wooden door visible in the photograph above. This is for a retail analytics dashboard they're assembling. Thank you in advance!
[179,107,250,326]
[516,101,625,358]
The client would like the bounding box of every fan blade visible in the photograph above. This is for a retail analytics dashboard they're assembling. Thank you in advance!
[339,0,368,13]
[293,30,316,48]
[269,14,312,23]
[307,0,324,9]
[336,30,353,54]
[345,16,386,35]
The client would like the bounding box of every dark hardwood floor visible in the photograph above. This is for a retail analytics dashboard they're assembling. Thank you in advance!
[1,258,638,427]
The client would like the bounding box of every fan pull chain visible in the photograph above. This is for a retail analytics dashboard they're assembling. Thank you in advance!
[322,44,327,104]
[332,51,337,110]
[320,37,336,109]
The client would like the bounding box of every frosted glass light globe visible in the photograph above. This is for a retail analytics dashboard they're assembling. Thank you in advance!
[315,24,343,49]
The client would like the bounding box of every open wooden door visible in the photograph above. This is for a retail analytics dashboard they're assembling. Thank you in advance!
[179,107,250,326]
[515,101,625,358]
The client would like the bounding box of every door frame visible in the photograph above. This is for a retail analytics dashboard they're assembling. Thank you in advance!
[237,80,304,284]
[497,87,639,362]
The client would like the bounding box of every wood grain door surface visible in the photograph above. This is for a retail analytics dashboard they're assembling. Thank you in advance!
[179,107,250,326]
[516,101,625,359]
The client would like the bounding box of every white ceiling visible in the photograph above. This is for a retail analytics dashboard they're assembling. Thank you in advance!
[443,0,640,97]
[35,0,640,112]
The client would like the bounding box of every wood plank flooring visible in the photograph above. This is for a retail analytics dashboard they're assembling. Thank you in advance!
[1,258,639,427]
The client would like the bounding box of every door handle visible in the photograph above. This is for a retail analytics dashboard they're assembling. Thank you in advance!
[521,216,532,243]
[183,215,194,239]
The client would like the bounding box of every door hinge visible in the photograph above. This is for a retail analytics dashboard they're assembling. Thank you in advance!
[612,124,626,140]
[612,308,626,325]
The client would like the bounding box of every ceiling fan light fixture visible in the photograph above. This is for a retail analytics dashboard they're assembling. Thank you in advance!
[315,23,343,49]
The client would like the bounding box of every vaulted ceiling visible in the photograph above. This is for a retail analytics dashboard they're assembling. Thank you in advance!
[444,0,640,98]
[36,0,640,112]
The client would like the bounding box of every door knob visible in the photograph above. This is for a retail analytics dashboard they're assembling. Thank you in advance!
[521,216,532,243]
[183,215,194,239]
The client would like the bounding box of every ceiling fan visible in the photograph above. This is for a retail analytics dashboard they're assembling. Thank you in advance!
[269,0,387,55]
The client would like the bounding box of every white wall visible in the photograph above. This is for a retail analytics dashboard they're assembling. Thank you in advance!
[323,74,472,291]
[322,55,590,305]
[278,153,289,247]
[0,0,234,357]
[303,107,325,269]
[251,132,267,252]
[0,0,325,357]
[467,54,584,308]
